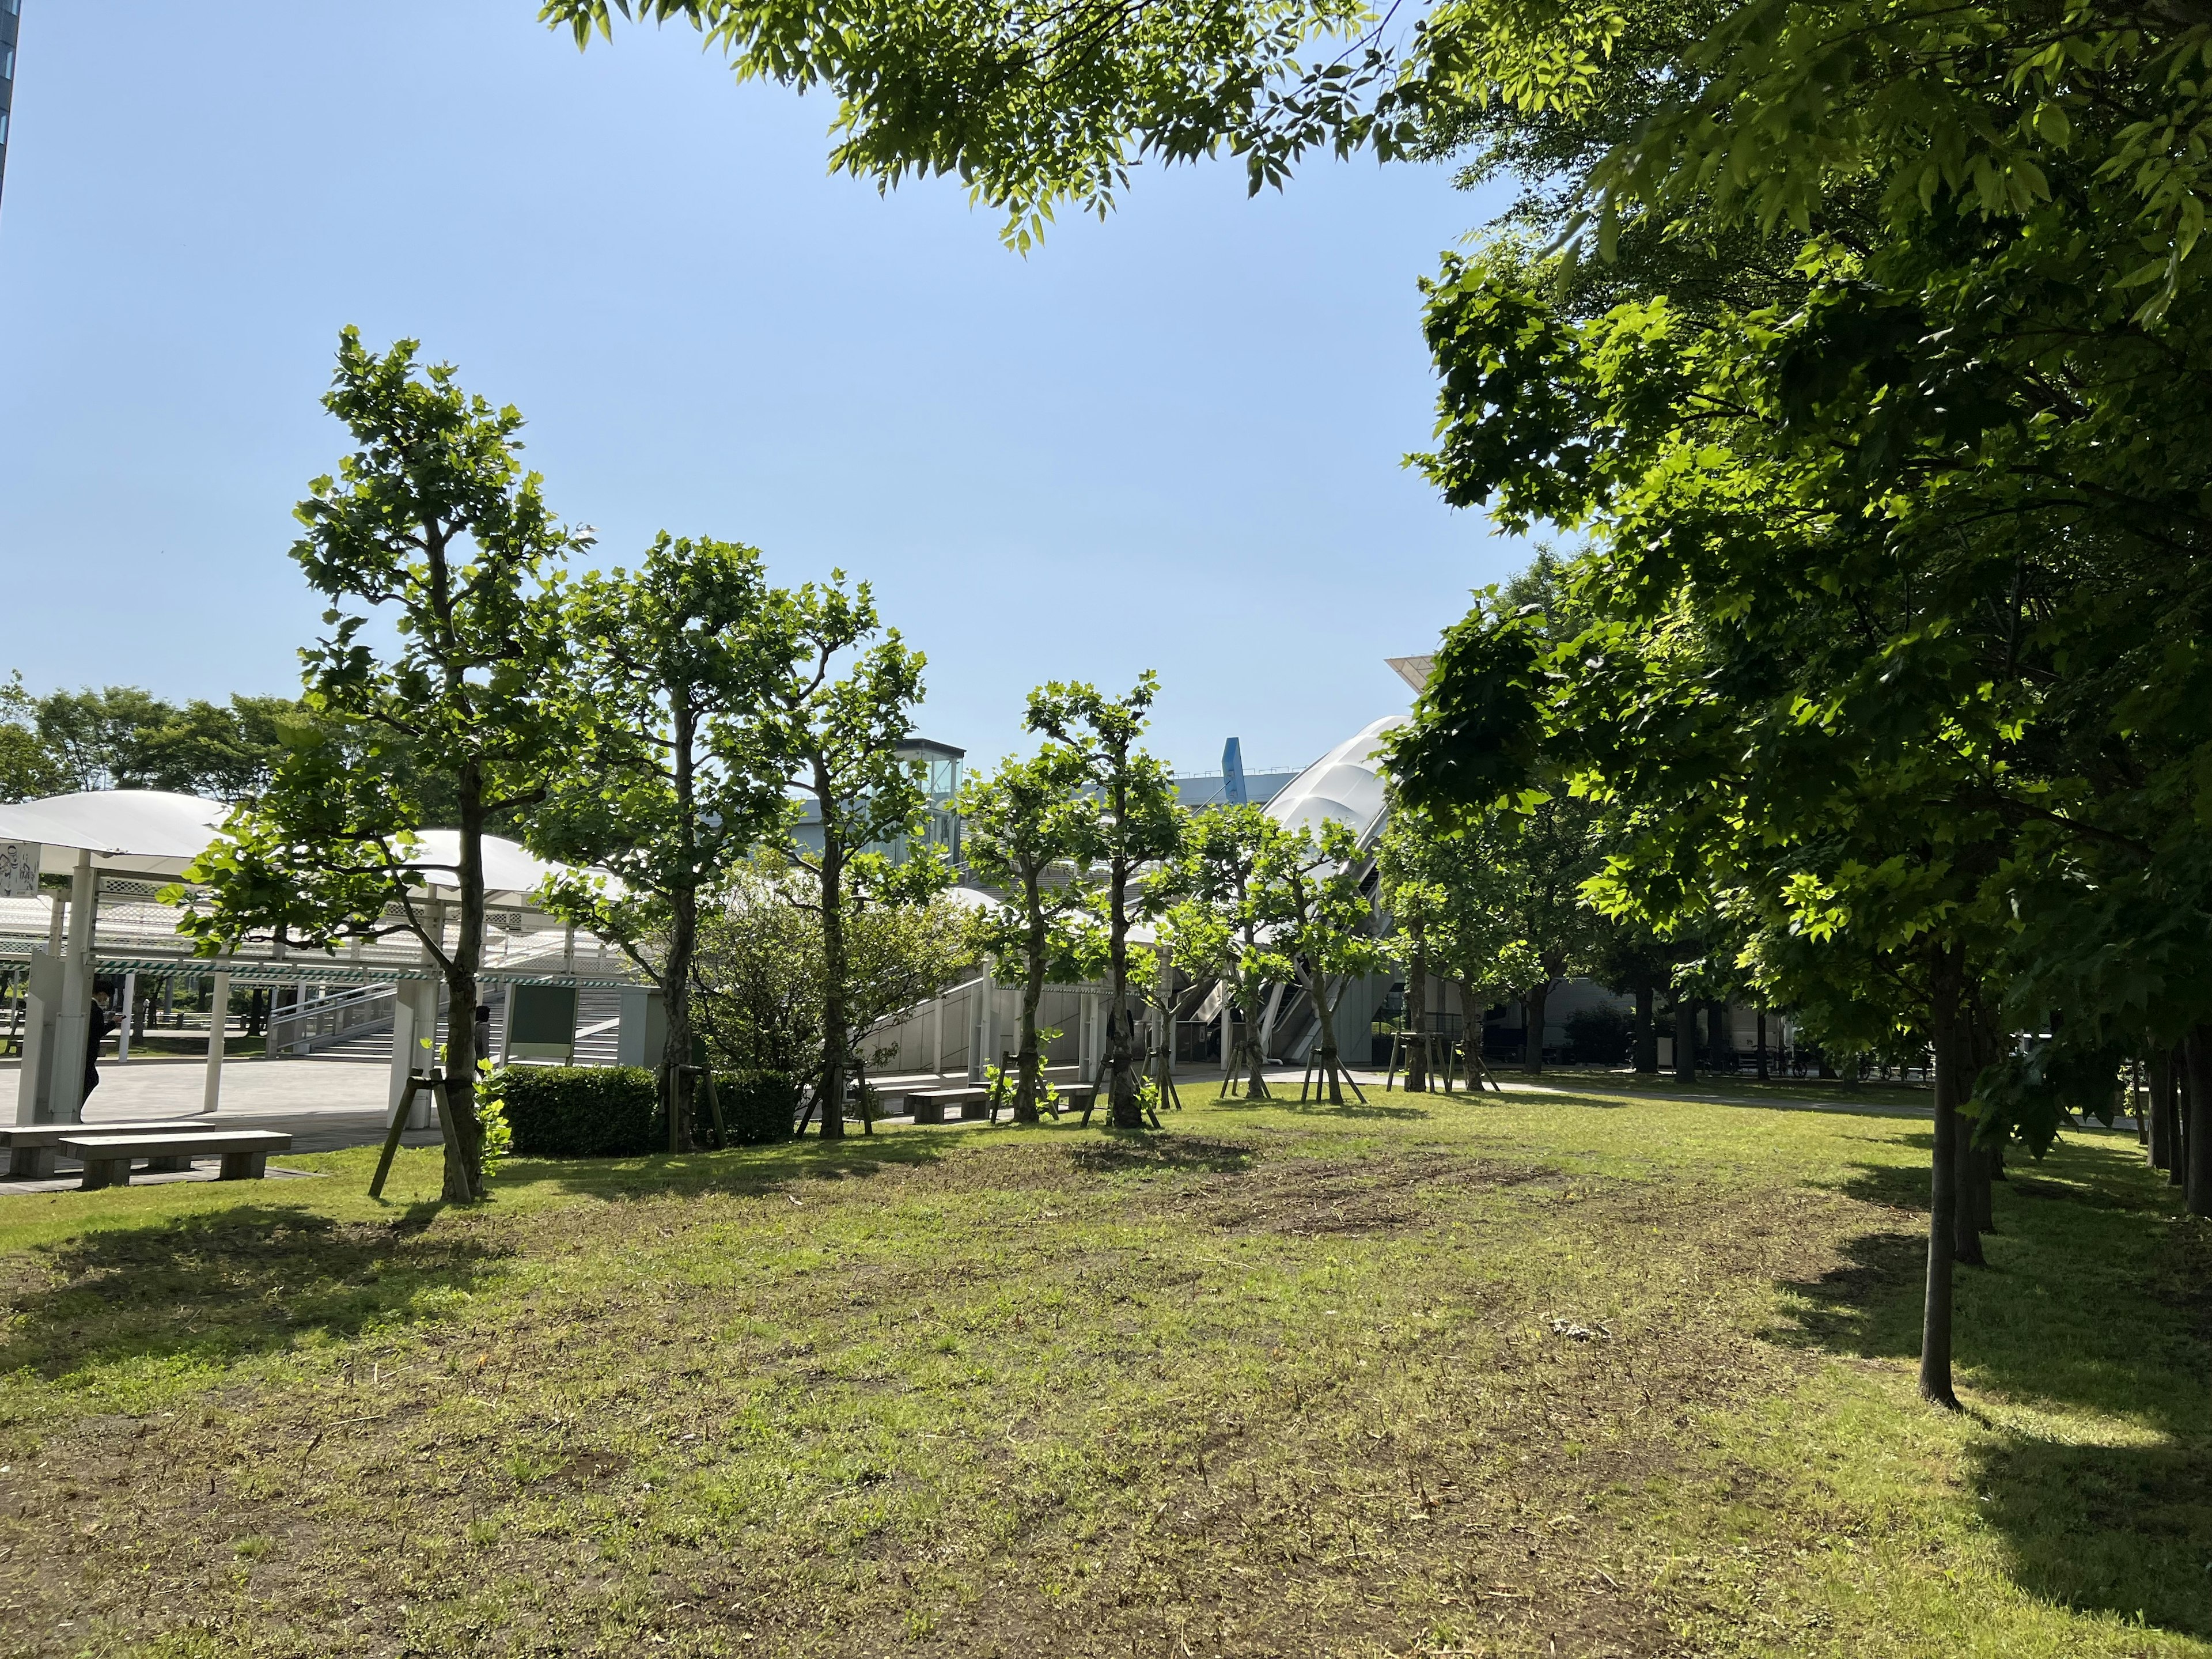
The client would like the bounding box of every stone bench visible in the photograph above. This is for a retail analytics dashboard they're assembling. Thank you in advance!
[903,1088,987,1125]
[0,1122,217,1180]
[59,1131,294,1190]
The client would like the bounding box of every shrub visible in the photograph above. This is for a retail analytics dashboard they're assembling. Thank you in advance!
[498,1066,658,1158]
[1563,1005,1634,1066]
[712,1070,801,1146]
[495,1065,800,1158]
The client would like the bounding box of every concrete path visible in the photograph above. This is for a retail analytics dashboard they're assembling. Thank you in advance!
[0,1055,440,1196]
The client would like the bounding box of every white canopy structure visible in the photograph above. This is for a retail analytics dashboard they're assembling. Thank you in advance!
[0,790,630,1129]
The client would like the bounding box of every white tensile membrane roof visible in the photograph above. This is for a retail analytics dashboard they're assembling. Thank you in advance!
[0,791,584,902]
[0,791,622,984]
[1262,715,1407,848]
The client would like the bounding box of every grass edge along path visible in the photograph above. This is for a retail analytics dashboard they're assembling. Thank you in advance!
[0,1083,2202,1658]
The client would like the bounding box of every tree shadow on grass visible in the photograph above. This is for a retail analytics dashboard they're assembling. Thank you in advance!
[1204,1092,1435,1122]
[1769,1132,2212,1637]
[0,1201,505,1382]
[504,1131,959,1203]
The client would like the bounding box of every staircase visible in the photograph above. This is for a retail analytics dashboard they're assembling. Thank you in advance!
[301,981,629,1068]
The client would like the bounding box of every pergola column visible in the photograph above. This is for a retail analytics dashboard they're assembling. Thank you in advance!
[50,852,96,1123]
[202,961,230,1115]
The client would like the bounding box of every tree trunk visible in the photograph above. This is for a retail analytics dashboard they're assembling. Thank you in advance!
[1459,979,1485,1087]
[1673,997,1696,1083]
[1104,829,1141,1130]
[1707,1000,1729,1072]
[440,778,489,1203]
[1755,1009,1770,1081]
[1405,940,1429,1093]
[2184,1025,2212,1218]
[665,881,697,1153]
[1522,982,1548,1075]
[2171,1045,2188,1188]
[2149,1048,2175,1171]
[1922,950,1963,1409]
[1307,967,1345,1104]
[1952,1112,1986,1266]
[816,776,849,1141]
[1635,986,1656,1074]
[1013,872,1048,1125]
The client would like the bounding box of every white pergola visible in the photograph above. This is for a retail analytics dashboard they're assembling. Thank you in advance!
[0,790,628,1126]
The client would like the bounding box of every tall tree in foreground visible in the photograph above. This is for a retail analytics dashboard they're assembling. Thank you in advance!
[753,577,942,1138]
[1028,675,1181,1129]
[529,535,792,1152]
[179,329,587,1201]
[960,743,1101,1123]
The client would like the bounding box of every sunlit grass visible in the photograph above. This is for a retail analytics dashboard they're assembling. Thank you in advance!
[0,1082,2200,1656]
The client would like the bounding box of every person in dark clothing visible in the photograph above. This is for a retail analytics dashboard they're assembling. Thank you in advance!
[83,993,118,1101]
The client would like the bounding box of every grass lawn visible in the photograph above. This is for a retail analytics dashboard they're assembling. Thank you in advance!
[0,1080,2203,1657]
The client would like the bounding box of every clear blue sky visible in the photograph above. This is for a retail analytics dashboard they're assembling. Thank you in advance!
[0,2,1527,777]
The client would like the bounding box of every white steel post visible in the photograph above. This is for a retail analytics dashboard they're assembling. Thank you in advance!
[202,964,230,1115]
[50,853,96,1123]
[116,969,137,1062]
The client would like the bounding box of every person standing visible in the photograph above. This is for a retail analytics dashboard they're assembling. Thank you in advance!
[82,993,119,1103]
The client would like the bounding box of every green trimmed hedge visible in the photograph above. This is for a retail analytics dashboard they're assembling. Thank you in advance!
[496,1066,797,1159]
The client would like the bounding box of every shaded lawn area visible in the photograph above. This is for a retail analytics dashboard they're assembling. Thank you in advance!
[0,1087,2203,1658]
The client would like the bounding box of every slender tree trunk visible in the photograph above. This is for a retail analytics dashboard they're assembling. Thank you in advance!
[440,771,489,1202]
[816,768,849,1141]
[2184,1026,2212,1218]
[1756,1009,1770,1081]
[665,703,699,1153]
[1522,982,1548,1075]
[1922,949,1963,1408]
[1673,997,1696,1083]
[1459,979,1486,1087]
[2171,1046,2188,1187]
[1952,1111,1986,1266]
[1105,829,1141,1129]
[1305,965,1345,1104]
[1635,986,1656,1074]
[2150,1048,2175,1171]
[1406,938,1429,1093]
[1243,973,1270,1096]
[1013,872,1048,1125]
[665,883,698,1152]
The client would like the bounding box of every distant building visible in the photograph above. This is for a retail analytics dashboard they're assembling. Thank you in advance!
[790,738,964,866]
[0,0,19,210]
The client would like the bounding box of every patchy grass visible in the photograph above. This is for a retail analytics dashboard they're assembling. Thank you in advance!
[0,1084,2202,1657]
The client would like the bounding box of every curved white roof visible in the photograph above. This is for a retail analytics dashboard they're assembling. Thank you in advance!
[0,790,593,905]
[1263,716,1406,848]
[0,791,230,878]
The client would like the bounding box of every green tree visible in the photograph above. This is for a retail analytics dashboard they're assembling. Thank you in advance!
[691,856,975,1119]
[0,674,67,804]
[960,743,1103,1123]
[178,328,589,1203]
[1168,803,1289,1097]
[751,575,942,1138]
[528,535,794,1152]
[1027,675,1183,1129]
[1252,817,1382,1104]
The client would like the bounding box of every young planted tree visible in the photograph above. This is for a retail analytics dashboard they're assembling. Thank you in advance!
[751,577,942,1138]
[959,744,1101,1123]
[1027,675,1182,1130]
[1167,804,1287,1098]
[179,329,588,1202]
[528,535,793,1152]
[1254,817,1384,1104]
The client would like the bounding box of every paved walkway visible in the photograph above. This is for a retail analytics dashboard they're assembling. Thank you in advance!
[0,1056,439,1196]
